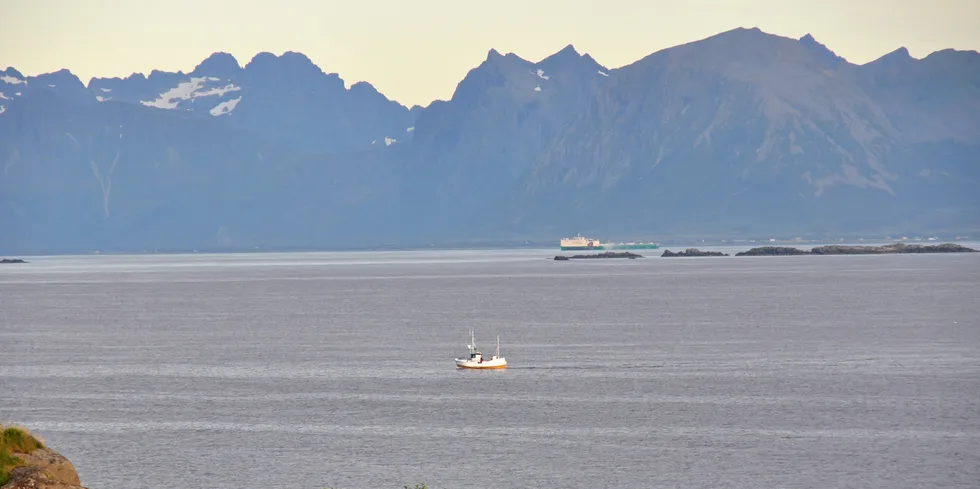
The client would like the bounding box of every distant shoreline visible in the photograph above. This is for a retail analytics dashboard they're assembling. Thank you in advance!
[652,243,977,257]
[735,243,977,256]
[2,239,978,259]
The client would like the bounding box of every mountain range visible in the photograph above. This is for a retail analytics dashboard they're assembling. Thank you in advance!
[1,27,978,254]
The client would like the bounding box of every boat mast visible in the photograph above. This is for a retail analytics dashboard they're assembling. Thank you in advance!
[496,334,500,358]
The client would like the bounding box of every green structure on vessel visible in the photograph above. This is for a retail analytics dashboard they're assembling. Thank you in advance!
[559,234,659,251]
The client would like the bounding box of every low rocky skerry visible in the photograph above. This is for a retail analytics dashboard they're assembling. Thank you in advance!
[554,251,643,260]
[736,242,976,256]
[734,246,811,256]
[661,248,729,257]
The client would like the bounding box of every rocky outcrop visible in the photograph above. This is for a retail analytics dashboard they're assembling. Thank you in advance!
[1,426,85,489]
[3,465,84,489]
[7,449,82,488]
[810,243,977,254]
[661,248,729,257]
[554,251,643,260]
[0,259,27,264]
[735,242,977,256]
[735,246,811,256]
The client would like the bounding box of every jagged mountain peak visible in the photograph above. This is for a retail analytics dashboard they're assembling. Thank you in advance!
[244,50,328,80]
[349,80,377,92]
[622,26,800,75]
[545,44,580,60]
[709,26,769,42]
[539,44,580,63]
[921,47,980,64]
[892,46,912,57]
[21,69,95,104]
[444,41,613,110]
[244,51,278,70]
[684,26,792,53]
[30,68,86,87]
[1,67,28,105]
[349,80,388,100]
[192,52,241,77]
[42,68,75,77]
[280,51,314,63]
[147,68,185,82]
[538,44,606,75]
[874,46,915,64]
[502,52,529,63]
[799,33,847,66]
[467,50,533,85]
[244,50,316,67]
[2,67,25,78]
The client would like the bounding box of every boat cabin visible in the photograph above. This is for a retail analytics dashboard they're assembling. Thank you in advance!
[455,331,507,369]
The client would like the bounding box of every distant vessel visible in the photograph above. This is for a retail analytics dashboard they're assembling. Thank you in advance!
[560,234,659,251]
[455,330,507,369]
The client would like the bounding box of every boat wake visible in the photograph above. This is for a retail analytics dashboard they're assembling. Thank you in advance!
[508,364,666,370]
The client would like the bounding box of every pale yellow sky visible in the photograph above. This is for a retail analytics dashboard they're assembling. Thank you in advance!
[3,0,978,107]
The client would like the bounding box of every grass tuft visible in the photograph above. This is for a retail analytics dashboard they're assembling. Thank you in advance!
[0,425,46,485]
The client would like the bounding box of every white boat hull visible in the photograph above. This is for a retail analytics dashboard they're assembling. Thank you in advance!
[455,330,507,369]
[455,357,507,369]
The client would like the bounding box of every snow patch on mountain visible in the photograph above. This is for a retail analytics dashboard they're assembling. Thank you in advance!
[141,77,207,109]
[141,77,242,109]
[196,83,241,98]
[1,75,26,85]
[210,96,242,116]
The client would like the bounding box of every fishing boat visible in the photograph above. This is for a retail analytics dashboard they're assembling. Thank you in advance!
[455,330,507,369]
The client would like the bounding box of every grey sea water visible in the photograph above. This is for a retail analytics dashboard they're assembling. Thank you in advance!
[1,248,978,489]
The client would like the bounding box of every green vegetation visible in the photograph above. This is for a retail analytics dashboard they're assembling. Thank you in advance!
[0,425,45,485]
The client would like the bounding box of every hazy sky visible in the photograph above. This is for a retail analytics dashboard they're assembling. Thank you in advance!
[4,0,978,106]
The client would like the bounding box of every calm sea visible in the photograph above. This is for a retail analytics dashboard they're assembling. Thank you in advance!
[1,248,978,489]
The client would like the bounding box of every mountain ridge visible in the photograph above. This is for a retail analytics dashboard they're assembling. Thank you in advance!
[1,27,978,254]
[4,29,976,115]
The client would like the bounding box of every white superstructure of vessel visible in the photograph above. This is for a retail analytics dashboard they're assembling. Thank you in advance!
[454,330,507,369]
